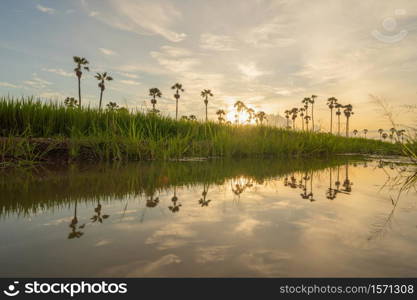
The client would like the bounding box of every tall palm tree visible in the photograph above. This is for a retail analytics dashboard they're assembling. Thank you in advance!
[353,129,358,136]
[171,83,184,120]
[310,95,317,131]
[302,97,310,117]
[73,56,89,108]
[290,108,298,129]
[299,108,305,131]
[246,107,255,123]
[216,109,226,123]
[201,89,213,122]
[233,101,246,124]
[378,128,384,140]
[335,103,343,135]
[95,72,113,110]
[255,111,267,125]
[327,97,338,134]
[284,110,291,128]
[389,128,396,143]
[149,88,162,112]
[343,104,354,137]
[363,128,368,138]
[304,115,311,131]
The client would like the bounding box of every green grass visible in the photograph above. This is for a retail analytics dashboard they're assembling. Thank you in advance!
[0,96,408,163]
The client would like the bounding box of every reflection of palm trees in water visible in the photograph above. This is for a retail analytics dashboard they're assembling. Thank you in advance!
[146,194,159,208]
[91,200,110,223]
[68,200,85,239]
[231,177,254,198]
[326,168,337,200]
[342,163,353,193]
[169,187,182,213]
[199,183,211,207]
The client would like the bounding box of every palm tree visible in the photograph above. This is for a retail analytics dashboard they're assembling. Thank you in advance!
[64,97,78,108]
[201,89,213,122]
[290,108,298,129]
[378,128,384,140]
[397,129,406,143]
[189,115,197,121]
[171,83,184,120]
[106,101,119,111]
[302,97,310,117]
[353,129,358,136]
[304,115,311,131]
[335,103,343,135]
[73,56,89,107]
[389,128,396,143]
[246,107,255,123]
[363,128,368,138]
[382,132,388,141]
[149,88,162,111]
[389,133,394,143]
[343,104,354,137]
[299,108,305,131]
[233,101,246,124]
[327,97,338,134]
[255,111,267,125]
[310,95,317,131]
[95,72,113,110]
[284,110,291,128]
[216,109,226,123]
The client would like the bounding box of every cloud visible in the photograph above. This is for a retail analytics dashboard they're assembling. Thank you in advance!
[0,82,20,89]
[99,48,117,56]
[150,46,200,73]
[84,0,186,42]
[238,63,265,80]
[117,72,139,79]
[245,18,295,48]
[200,33,236,51]
[42,68,73,77]
[89,11,99,17]
[119,79,141,86]
[23,74,52,89]
[36,4,55,14]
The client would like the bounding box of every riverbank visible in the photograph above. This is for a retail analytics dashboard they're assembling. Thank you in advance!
[0,97,406,166]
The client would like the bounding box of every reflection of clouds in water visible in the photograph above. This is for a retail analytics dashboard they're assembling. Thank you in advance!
[195,245,232,264]
[100,254,181,277]
[43,217,72,226]
[146,223,196,250]
[234,218,269,236]
[95,239,112,247]
[238,250,291,276]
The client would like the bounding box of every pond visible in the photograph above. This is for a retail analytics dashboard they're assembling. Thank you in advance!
[0,157,416,277]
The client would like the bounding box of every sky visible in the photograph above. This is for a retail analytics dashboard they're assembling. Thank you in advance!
[0,0,416,131]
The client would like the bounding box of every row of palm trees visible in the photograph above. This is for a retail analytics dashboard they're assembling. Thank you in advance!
[352,128,406,143]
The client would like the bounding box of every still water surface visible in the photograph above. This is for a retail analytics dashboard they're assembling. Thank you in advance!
[0,157,416,277]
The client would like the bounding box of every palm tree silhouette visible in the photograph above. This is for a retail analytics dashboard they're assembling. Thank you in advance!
[91,200,110,223]
[389,128,396,143]
[149,88,162,112]
[284,110,291,128]
[327,97,338,134]
[234,101,246,124]
[73,56,89,108]
[342,163,353,193]
[304,115,311,131]
[353,129,358,136]
[290,108,298,129]
[343,104,354,137]
[169,187,182,213]
[216,109,226,123]
[199,184,211,207]
[382,132,388,141]
[363,128,368,138]
[189,115,197,121]
[299,108,305,130]
[171,83,184,120]
[68,200,86,239]
[335,103,343,135]
[397,129,406,143]
[255,111,267,125]
[106,101,119,111]
[246,107,255,123]
[310,95,317,131]
[302,97,310,118]
[201,89,213,122]
[64,97,78,108]
[95,72,113,110]
[378,128,384,140]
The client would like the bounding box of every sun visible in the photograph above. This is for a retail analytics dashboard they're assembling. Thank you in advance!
[226,108,255,124]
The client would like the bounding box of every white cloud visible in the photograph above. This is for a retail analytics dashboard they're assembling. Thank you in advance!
[0,82,20,89]
[89,11,99,17]
[150,46,200,73]
[42,68,72,77]
[200,33,236,51]
[117,72,139,79]
[99,48,117,56]
[36,4,55,14]
[84,0,186,42]
[238,63,265,80]
[23,74,52,89]
[120,79,141,86]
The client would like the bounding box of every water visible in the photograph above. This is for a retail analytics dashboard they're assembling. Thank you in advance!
[0,157,416,277]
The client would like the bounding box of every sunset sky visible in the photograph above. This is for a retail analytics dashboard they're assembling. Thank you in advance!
[1,0,416,130]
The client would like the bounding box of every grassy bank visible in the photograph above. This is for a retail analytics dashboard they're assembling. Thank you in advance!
[0,97,407,164]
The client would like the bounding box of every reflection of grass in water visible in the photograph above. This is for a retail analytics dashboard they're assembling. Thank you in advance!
[0,157,364,217]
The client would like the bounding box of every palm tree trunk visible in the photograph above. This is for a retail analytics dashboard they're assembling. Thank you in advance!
[311,104,314,131]
[301,118,304,131]
[330,108,333,134]
[176,98,178,120]
[205,104,208,122]
[293,119,295,130]
[78,77,81,108]
[99,90,103,111]
[337,115,341,135]
[345,120,349,137]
